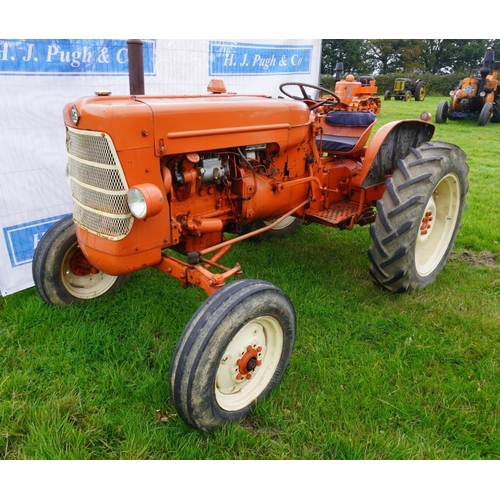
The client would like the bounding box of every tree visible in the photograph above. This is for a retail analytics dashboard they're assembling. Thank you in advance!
[321,39,500,75]
[421,39,499,74]
[366,40,426,74]
[321,40,371,75]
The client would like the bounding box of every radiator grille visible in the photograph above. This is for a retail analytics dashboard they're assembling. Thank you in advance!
[66,128,133,240]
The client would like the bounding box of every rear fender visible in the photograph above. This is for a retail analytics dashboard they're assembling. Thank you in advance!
[358,120,435,188]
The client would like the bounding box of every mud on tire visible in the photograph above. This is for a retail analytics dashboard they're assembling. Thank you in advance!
[32,215,130,306]
[368,141,469,293]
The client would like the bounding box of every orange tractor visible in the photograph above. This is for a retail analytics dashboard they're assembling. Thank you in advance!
[33,44,469,432]
[322,62,381,114]
[436,48,500,126]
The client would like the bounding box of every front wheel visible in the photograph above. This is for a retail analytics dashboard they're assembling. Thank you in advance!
[169,279,296,431]
[492,96,500,123]
[368,141,469,292]
[32,215,130,305]
[435,100,449,124]
[477,102,493,126]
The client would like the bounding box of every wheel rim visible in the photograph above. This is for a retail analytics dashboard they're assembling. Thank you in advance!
[215,315,283,411]
[415,173,461,276]
[61,242,119,299]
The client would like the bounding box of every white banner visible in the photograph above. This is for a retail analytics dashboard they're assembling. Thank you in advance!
[0,39,321,296]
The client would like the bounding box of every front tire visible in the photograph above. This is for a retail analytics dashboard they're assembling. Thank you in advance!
[492,96,500,123]
[32,215,130,305]
[169,279,296,431]
[477,102,493,126]
[436,100,449,124]
[368,141,469,292]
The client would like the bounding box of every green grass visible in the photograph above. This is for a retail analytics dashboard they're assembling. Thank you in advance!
[1,96,499,460]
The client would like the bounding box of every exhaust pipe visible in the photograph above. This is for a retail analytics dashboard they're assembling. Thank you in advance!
[127,39,145,95]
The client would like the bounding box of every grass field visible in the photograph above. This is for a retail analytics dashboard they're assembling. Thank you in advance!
[1,96,499,461]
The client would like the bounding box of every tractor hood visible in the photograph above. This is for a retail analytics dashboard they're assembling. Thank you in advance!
[63,93,312,155]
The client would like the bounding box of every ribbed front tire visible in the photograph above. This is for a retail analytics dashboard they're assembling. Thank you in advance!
[169,279,296,431]
[32,215,130,305]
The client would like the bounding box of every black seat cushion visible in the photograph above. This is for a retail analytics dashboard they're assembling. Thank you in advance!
[325,111,376,127]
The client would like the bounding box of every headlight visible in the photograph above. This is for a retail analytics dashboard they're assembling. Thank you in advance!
[70,105,80,125]
[127,184,164,219]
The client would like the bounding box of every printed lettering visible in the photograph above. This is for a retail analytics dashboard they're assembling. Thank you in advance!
[1,39,155,75]
[210,41,313,76]
[33,231,45,249]
[0,42,9,61]
[116,47,128,64]
[22,44,35,62]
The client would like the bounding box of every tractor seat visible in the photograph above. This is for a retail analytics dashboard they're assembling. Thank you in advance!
[317,111,376,154]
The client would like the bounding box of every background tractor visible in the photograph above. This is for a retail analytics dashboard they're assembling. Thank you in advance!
[320,62,381,114]
[32,43,469,432]
[384,78,426,101]
[436,48,500,126]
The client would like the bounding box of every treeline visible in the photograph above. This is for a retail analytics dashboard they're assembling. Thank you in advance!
[321,39,500,75]
[320,39,500,97]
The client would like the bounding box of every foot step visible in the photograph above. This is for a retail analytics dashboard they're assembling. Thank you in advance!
[305,203,359,227]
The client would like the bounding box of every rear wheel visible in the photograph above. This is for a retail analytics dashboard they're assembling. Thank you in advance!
[368,141,468,292]
[384,90,391,101]
[241,216,302,241]
[32,215,130,305]
[477,102,493,126]
[169,279,296,431]
[414,81,426,101]
[436,100,449,123]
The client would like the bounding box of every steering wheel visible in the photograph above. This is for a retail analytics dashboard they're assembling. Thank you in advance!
[279,82,341,111]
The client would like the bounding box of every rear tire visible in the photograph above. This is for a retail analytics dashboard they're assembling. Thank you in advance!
[32,215,130,305]
[169,279,296,431]
[368,141,469,292]
[414,81,426,101]
[384,90,391,101]
[241,216,302,241]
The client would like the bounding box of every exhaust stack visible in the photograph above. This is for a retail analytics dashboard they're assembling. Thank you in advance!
[127,39,145,95]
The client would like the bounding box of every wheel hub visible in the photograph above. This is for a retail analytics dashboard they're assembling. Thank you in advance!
[70,249,100,276]
[420,210,433,236]
[418,196,437,244]
[236,345,263,380]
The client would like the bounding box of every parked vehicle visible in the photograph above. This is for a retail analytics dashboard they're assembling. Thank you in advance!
[33,50,469,432]
[436,48,500,126]
[325,62,381,114]
[384,78,426,101]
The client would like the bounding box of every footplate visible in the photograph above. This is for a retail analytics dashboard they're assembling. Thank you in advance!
[305,202,360,228]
